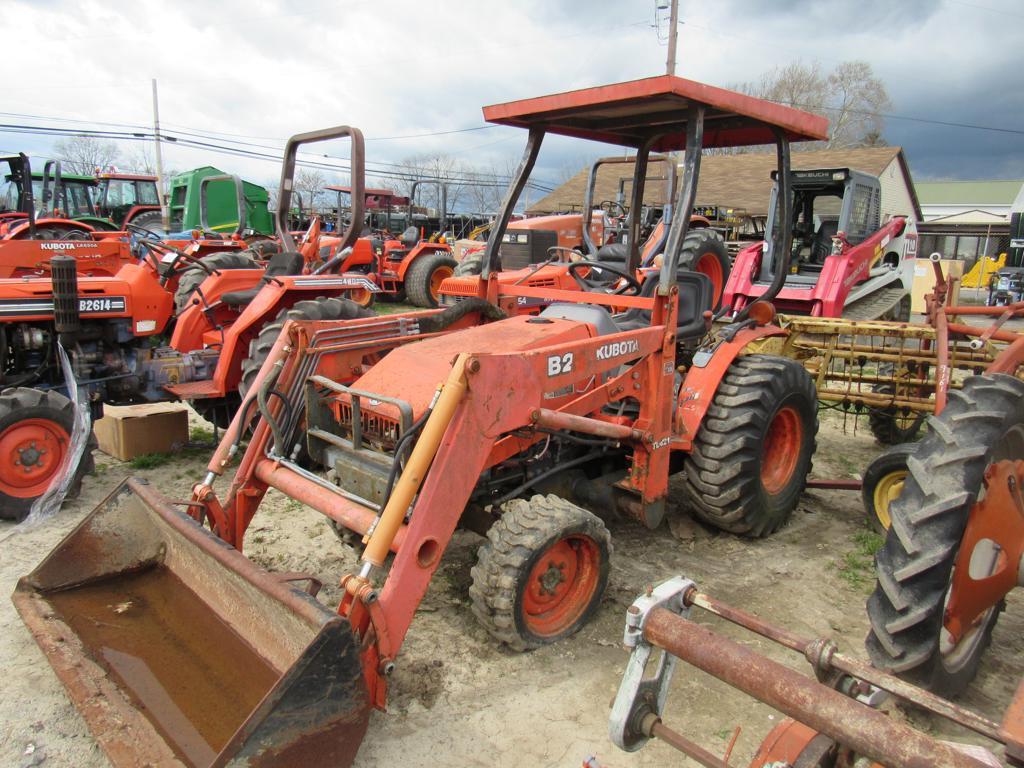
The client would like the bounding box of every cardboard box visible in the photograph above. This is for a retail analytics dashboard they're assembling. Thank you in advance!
[910,258,963,314]
[94,403,190,460]
[451,238,483,262]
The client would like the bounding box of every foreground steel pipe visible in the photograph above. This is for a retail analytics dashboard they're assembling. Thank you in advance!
[643,608,992,768]
[254,460,407,554]
[688,591,1004,742]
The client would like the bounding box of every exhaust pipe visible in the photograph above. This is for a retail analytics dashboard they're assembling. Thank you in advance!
[12,478,371,767]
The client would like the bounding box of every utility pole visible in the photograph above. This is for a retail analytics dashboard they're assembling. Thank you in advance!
[151,78,169,230]
[665,0,679,76]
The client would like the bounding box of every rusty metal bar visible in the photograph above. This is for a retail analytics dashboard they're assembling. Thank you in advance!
[643,716,730,768]
[531,408,645,442]
[687,592,1004,742]
[253,460,406,553]
[644,608,992,768]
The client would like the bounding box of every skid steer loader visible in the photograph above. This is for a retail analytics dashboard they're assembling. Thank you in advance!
[15,74,830,766]
[723,167,918,320]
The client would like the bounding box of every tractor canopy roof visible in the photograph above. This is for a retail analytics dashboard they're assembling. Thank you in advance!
[482,75,829,151]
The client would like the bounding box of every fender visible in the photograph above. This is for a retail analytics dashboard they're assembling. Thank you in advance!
[4,217,96,240]
[674,324,788,447]
[394,242,452,281]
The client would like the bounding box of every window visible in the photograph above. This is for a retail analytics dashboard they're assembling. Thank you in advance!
[955,236,979,259]
[137,181,159,205]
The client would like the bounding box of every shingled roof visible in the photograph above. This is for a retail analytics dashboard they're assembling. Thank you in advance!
[529,146,920,219]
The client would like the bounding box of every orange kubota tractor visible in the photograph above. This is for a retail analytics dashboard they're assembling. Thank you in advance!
[0,127,377,519]
[315,178,456,308]
[15,75,830,766]
[441,153,731,312]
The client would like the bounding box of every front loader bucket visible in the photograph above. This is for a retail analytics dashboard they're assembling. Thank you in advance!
[12,478,370,768]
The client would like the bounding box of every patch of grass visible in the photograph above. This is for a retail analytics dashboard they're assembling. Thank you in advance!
[190,425,215,443]
[834,528,885,590]
[128,452,173,469]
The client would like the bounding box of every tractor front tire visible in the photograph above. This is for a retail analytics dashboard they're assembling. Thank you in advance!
[861,442,915,533]
[174,251,259,312]
[405,252,457,308]
[469,494,611,651]
[682,355,817,537]
[866,374,1024,697]
[0,388,95,521]
[677,229,730,309]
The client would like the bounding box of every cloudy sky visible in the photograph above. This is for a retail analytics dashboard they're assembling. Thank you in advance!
[4,0,1022,199]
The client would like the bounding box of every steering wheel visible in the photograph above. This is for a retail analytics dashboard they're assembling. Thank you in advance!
[137,239,207,285]
[125,222,162,239]
[567,260,642,296]
[546,246,584,262]
[599,200,627,218]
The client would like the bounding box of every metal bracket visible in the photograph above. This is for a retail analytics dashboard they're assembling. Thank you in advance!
[609,576,694,752]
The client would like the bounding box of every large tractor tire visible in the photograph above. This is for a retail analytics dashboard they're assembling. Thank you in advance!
[469,494,611,651]
[682,355,818,537]
[677,229,730,309]
[239,297,376,400]
[405,252,457,308]
[0,387,95,521]
[452,251,501,277]
[173,250,259,312]
[866,374,1024,697]
[861,442,915,533]
[126,210,166,234]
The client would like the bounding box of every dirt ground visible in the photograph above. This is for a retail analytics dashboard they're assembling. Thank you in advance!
[1,410,1021,768]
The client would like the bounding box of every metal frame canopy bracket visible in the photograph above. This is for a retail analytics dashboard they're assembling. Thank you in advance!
[477,75,828,286]
[277,126,366,254]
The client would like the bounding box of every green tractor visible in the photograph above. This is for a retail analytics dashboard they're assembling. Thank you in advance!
[166,166,274,236]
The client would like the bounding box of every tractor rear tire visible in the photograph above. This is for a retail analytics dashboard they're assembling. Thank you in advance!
[127,210,166,235]
[861,442,915,533]
[0,387,95,521]
[405,252,457,308]
[453,251,502,277]
[174,251,259,312]
[239,297,376,400]
[677,229,730,309]
[866,374,1024,697]
[469,494,611,651]
[682,355,817,537]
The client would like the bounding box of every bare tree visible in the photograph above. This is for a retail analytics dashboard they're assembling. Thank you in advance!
[294,168,327,211]
[733,59,892,150]
[395,153,469,215]
[53,136,121,174]
[825,61,892,148]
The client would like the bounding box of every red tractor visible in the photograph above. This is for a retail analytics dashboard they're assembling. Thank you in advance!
[316,178,456,307]
[94,171,163,230]
[441,153,730,312]
[723,167,919,320]
[15,75,831,767]
[0,126,378,519]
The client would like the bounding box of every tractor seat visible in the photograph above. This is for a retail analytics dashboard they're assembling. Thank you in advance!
[810,220,839,263]
[399,226,419,250]
[613,271,713,339]
[538,271,712,342]
[220,250,304,306]
[595,241,628,266]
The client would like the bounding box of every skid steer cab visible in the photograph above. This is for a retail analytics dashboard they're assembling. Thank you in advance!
[723,167,918,321]
[17,75,830,767]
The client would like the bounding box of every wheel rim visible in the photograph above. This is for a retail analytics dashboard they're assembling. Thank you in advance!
[521,534,601,637]
[350,287,374,307]
[695,251,724,305]
[429,265,454,303]
[0,418,69,498]
[761,405,803,495]
[871,470,906,530]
